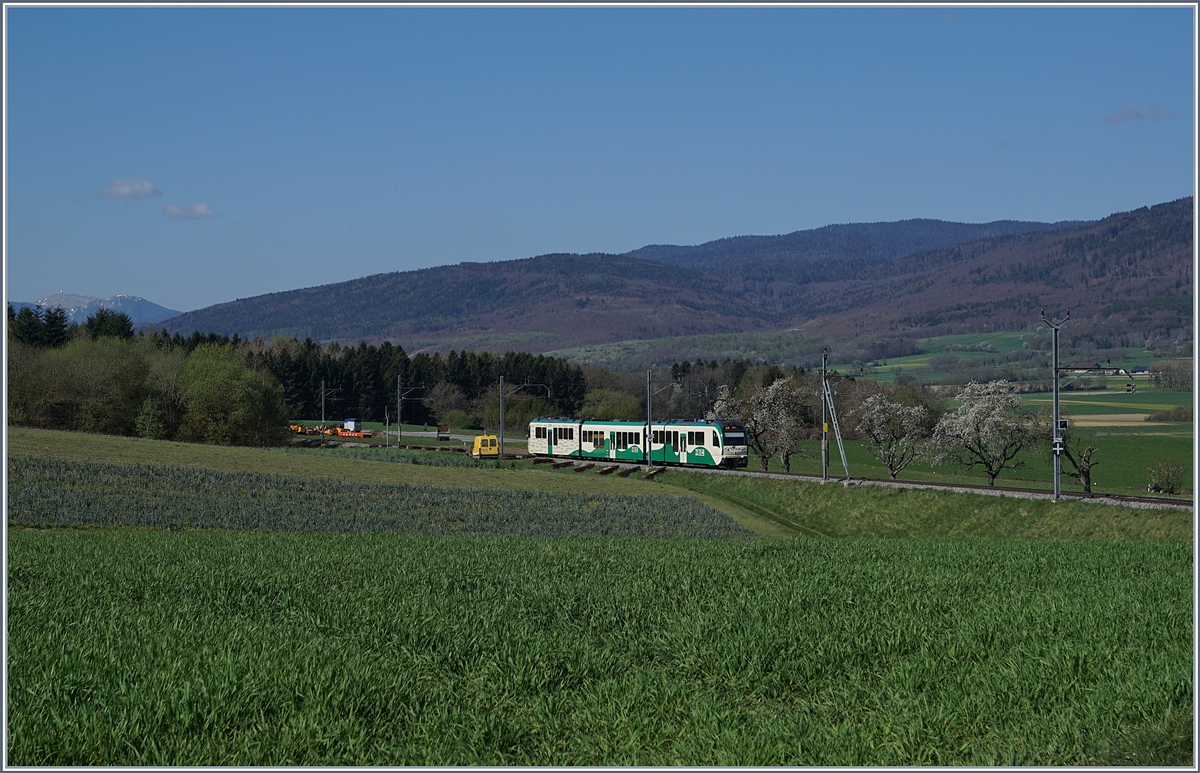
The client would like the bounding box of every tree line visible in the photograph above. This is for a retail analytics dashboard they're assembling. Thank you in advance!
[7,304,590,445]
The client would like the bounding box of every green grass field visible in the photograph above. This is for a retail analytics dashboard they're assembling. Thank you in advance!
[1022,389,1194,415]
[722,431,1192,498]
[6,429,1193,765]
[8,531,1191,766]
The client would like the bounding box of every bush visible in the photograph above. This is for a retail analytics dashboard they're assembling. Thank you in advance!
[1146,458,1187,495]
[1146,406,1193,422]
[179,344,288,446]
[442,409,473,429]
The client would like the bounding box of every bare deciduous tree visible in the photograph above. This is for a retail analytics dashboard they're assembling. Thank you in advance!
[929,380,1041,486]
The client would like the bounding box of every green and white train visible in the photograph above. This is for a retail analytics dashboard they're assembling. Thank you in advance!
[527,418,749,468]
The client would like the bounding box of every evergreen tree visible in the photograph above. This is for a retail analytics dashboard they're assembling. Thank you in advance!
[10,306,45,347]
[84,308,135,340]
[42,306,74,348]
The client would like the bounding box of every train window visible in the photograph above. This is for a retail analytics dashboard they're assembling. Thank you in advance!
[713,431,719,447]
[568,428,574,440]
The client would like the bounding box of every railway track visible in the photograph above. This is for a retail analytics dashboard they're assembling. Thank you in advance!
[308,439,1192,511]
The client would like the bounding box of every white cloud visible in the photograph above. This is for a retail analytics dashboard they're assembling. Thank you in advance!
[1104,104,1178,125]
[162,202,218,220]
[100,178,162,199]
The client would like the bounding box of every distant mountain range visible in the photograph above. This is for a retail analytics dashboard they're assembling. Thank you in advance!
[158,198,1192,366]
[8,293,181,325]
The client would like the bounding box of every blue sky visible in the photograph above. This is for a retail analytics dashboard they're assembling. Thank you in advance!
[5,5,1195,312]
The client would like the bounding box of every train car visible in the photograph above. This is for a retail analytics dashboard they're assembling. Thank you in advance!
[527,417,748,468]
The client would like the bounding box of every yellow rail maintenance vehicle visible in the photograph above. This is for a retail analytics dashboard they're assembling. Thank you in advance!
[471,434,500,458]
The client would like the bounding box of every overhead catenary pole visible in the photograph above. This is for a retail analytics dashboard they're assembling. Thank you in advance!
[395,376,425,448]
[319,379,342,426]
[646,369,652,466]
[1041,309,1070,501]
[498,377,551,458]
[645,372,709,468]
[821,348,829,481]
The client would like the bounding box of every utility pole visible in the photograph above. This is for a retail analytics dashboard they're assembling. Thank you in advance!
[1041,309,1069,501]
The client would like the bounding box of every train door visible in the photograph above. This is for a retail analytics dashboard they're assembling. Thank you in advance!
[680,430,688,462]
[547,426,555,456]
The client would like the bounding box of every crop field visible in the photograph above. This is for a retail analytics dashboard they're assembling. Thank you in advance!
[8,456,750,539]
[844,332,1165,383]
[6,429,1193,765]
[7,530,1191,766]
[10,428,1192,538]
[5,429,762,533]
[1022,388,1193,416]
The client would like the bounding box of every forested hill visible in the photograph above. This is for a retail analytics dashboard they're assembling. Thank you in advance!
[625,217,1087,284]
[161,199,1191,356]
[163,254,750,348]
